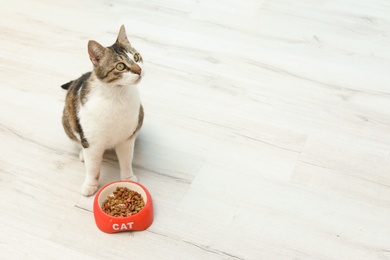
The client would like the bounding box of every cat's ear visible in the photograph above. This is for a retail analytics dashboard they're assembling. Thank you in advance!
[88,40,106,66]
[116,25,131,48]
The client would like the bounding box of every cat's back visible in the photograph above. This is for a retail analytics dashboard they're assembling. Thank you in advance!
[61,72,92,146]
[62,72,92,101]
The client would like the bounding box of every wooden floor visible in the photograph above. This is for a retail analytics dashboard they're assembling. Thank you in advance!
[1,0,390,259]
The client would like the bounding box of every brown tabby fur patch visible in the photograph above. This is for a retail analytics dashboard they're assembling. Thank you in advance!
[61,73,92,148]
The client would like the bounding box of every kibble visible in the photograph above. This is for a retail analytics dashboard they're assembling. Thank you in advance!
[101,187,145,217]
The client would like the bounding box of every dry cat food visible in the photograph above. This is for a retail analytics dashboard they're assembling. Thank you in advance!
[101,187,145,217]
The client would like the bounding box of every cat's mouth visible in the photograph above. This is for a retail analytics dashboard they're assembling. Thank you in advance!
[134,75,142,84]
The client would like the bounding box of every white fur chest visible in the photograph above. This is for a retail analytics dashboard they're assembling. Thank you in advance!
[78,83,141,149]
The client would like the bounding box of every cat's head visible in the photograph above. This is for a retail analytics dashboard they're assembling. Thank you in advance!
[87,25,144,85]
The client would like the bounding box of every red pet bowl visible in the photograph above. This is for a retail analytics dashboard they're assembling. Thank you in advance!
[93,181,153,233]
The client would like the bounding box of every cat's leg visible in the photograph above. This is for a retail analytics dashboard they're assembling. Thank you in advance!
[81,145,104,196]
[115,138,137,182]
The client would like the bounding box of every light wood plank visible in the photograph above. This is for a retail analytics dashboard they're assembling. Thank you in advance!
[1,0,390,259]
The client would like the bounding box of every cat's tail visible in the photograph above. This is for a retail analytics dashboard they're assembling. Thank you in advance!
[61,81,73,90]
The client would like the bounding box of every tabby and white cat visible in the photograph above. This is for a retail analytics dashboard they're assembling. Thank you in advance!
[61,25,144,196]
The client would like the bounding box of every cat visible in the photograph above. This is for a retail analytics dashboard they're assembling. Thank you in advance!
[61,25,144,196]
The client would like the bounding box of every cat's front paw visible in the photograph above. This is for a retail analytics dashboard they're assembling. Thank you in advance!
[81,183,98,196]
[123,174,138,182]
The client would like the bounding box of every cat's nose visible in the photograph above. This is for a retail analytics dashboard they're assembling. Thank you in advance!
[130,64,141,75]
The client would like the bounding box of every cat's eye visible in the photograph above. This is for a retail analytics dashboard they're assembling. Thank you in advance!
[116,63,126,71]
[134,53,141,62]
